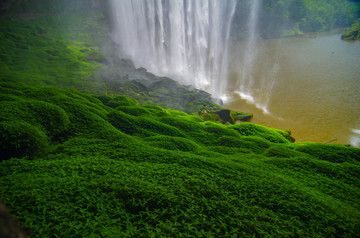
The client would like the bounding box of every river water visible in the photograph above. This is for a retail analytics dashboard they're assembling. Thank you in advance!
[224,31,360,146]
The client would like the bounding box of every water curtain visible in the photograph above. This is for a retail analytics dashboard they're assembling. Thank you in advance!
[110,0,237,99]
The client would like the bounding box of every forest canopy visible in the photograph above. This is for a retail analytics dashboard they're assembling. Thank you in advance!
[233,0,360,38]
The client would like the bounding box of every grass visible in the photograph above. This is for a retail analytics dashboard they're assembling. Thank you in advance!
[0,5,360,238]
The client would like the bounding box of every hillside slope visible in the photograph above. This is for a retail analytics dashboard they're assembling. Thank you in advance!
[1,81,360,237]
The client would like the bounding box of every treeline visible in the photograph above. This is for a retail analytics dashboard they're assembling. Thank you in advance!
[232,0,360,38]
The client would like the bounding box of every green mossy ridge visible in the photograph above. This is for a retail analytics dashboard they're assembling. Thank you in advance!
[229,122,293,144]
[293,142,360,163]
[144,136,200,152]
[0,100,69,139]
[0,121,49,161]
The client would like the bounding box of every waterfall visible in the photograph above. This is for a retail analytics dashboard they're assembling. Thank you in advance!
[109,0,237,99]
[233,0,279,114]
[235,0,267,113]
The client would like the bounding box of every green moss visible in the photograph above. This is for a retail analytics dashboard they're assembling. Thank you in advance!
[116,106,151,116]
[199,112,222,123]
[24,87,108,120]
[144,136,200,152]
[0,83,360,237]
[293,143,360,163]
[204,122,241,138]
[106,95,138,108]
[0,121,49,160]
[159,116,205,133]
[142,105,168,117]
[0,100,70,140]
[215,136,266,154]
[243,136,273,149]
[107,110,142,136]
[264,145,305,158]
[206,145,246,155]
[135,117,186,138]
[0,17,102,89]
[230,123,291,143]
[0,92,25,102]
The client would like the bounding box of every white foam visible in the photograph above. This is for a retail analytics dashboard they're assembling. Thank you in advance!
[351,129,360,135]
[235,91,270,114]
[350,128,360,147]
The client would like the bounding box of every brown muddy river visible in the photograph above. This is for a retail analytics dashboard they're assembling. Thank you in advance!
[224,31,360,146]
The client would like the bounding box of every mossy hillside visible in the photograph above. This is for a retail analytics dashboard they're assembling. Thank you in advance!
[0,17,105,90]
[0,82,360,237]
[0,14,226,114]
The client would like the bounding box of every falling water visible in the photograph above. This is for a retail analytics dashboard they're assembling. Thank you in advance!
[233,0,279,114]
[109,0,237,99]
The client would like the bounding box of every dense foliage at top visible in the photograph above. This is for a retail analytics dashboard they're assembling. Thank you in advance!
[342,18,360,39]
[233,0,360,38]
[0,0,360,237]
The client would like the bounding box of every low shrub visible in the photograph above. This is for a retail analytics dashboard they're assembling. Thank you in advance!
[107,110,141,136]
[229,123,290,143]
[294,143,360,163]
[0,121,48,160]
[142,105,168,117]
[144,136,199,152]
[215,136,265,154]
[204,122,241,138]
[107,95,138,108]
[159,116,205,133]
[116,106,151,116]
[264,145,304,158]
[135,117,185,137]
[0,100,70,140]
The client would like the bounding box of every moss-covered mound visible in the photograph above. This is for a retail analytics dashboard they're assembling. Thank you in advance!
[1,82,360,237]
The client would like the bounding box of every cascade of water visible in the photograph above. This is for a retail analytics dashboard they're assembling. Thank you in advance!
[233,0,282,115]
[234,0,269,112]
[109,0,236,99]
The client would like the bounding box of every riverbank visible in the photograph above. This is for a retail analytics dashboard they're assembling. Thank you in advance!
[342,18,360,40]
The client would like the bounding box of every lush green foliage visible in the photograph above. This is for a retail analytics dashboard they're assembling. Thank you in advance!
[0,18,104,89]
[1,81,360,237]
[0,1,360,237]
[233,0,360,38]
[0,13,222,114]
[342,18,360,39]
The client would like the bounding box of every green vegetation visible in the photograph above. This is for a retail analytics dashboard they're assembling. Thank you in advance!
[342,18,360,40]
[0,12,222,114]
[233,0,360,38]
[0,17,105,89]
[0,1,360,237]
[1,82,359,237]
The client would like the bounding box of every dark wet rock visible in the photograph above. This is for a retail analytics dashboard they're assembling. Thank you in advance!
[0,200,28,238]
[200,109,253,124]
